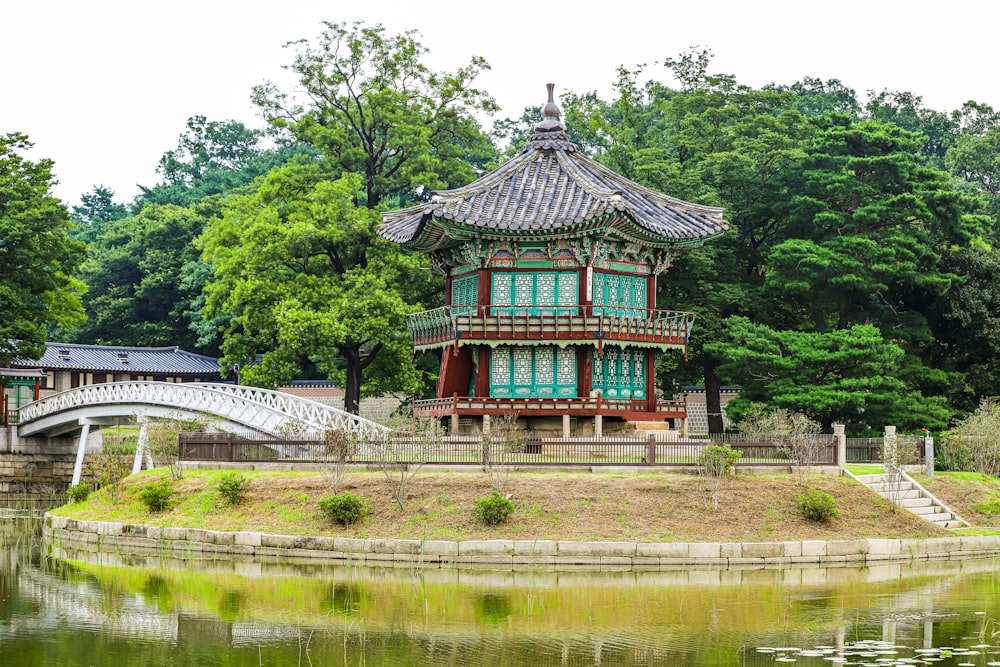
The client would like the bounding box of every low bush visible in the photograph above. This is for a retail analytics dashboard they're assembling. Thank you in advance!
[138,480,174,513]
[66,482,91,504]
[796,487,838,522]
[472,491,515,525]
[318,492,370,525]
[216,472,249,506]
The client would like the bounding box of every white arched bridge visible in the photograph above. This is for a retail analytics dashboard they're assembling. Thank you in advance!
[16,381,388,485]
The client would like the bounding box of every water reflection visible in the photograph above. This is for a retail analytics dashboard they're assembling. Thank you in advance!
[3,521,1000,665]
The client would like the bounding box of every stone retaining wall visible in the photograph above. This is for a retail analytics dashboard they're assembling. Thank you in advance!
[43,514,1000,571]
[1,454,75,506]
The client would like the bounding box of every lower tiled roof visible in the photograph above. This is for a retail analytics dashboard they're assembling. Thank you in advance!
[11,343,221,375]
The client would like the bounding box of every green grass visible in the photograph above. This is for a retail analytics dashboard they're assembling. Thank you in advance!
[846,464,884,475]
[952,527,1000,536]
[935,471,996,482]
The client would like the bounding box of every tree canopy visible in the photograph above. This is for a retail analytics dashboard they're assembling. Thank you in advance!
[0,133,86,366]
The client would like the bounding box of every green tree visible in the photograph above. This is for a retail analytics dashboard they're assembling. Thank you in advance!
[717,117,984,432]
[70,184,128,243]
[0,133,86,366]
[66,202,214,350]
[136,116,302,208]
[203,165,434,413]
[251,20,498,210]
[208,20,496,411]
[708,317,949,433]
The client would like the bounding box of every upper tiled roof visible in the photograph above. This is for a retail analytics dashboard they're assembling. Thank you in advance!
[379,86,728,249]
[11,343,221,375]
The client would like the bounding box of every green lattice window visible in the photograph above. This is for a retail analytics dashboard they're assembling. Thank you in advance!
[592,272,647,318]
[592,346,647,399]
[491,345,577,397]
[450,274,479,308]
[491,272,578,315]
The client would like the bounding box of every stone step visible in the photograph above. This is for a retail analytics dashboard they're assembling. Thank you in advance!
[853,474,885,483]
[878,489,922,500]
[936,519,965,529]
[922,511,956,523]
[907,504,943,516]
[869,481,915,493]
[899,497,933,509]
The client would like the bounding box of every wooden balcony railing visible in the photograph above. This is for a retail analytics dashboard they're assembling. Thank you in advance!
[406,305,694,351]
[412,395,687,419]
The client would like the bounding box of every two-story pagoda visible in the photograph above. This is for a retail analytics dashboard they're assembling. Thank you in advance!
[379,85,728,436]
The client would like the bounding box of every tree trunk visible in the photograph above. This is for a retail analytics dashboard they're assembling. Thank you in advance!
[343,347,361,415]
[704,357,725,435]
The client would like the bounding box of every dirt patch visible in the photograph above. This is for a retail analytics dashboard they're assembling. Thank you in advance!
[918,473,1000,529]
[58,469,952,543]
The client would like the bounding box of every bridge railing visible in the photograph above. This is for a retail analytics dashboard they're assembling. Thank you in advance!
[16,382,388,439]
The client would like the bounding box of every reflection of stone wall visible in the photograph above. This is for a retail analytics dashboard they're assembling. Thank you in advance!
[0,453,75,507]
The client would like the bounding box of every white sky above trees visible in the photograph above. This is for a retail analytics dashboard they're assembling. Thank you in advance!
[3,0,996,207]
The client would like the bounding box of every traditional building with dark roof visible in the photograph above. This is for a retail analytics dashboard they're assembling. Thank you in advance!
[8,342,221,396]
[378,85,729,437]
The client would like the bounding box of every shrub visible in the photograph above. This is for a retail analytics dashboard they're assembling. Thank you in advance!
[472,491,515,525]
[66,482,91,504]
[697,443,743,511]
[796,487,838,522]
[318,492,370,525]
[138,480,174,513]
[216,471,249,506]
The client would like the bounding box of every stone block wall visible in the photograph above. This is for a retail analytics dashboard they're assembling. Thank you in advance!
[0,453,76,507]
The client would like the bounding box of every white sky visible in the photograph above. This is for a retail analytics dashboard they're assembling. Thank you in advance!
[3,0,997,207]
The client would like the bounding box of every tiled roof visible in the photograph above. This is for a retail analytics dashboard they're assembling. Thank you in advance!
[11,343,221,375]
[379,91,729,247]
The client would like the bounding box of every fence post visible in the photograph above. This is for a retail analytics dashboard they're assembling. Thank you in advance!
[647,433,656,466]
[833,422,846,472]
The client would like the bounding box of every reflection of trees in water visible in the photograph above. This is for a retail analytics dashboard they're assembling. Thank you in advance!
[474,592,512,625]
[322,582,367,617]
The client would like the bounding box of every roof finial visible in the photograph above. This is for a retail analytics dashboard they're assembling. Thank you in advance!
[535,83,565,132]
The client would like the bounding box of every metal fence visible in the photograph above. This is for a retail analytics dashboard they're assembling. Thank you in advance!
[178,432,836,467]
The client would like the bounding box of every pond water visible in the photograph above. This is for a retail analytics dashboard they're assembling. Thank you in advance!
[2,521,1000,666]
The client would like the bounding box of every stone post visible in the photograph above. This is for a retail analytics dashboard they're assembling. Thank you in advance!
[449,413,460,436]
[832,422,846,472]
[482,414,491,437]
[562,414,571,438]
[594,414,603,438]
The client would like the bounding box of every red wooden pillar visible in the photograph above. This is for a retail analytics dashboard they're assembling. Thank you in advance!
[477,269,491,308]
[475,346,490,397]
[577,346,592,398]
[645,348,657,413]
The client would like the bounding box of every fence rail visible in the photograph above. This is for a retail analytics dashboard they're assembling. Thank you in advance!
[846,436,925,464]
[179,432,837,467]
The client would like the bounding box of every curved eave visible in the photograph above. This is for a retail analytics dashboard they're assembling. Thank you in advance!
[376,140,730,250]
[381,211,727,253]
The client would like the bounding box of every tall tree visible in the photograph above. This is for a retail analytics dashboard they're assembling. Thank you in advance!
[67,202,214,351]
[70,184,128,243]
[251,20,498,210]
[0,133,85,366]
[713,117,984,432]
[203,165,435,412]
[136,116,303,208]
[210,20,496,412]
